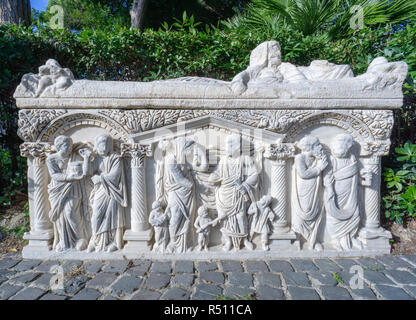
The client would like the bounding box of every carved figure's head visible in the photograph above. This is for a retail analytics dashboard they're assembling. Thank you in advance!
[259,195,272,208]
[174,137,195,164]
[95,134,113,157]
[297,136,322,158]
[331,133,354,158]
[45,59,63,75]
[225,134,241,158]
[197,205,208,217]
[54,135,73,157]
[250,41,282,69]
[152,200,162,210]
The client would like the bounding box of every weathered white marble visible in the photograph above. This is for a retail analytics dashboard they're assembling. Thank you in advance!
[15,41,408,259]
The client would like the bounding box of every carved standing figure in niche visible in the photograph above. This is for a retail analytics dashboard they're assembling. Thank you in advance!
[323,134,366,251]
[210,134,258,251]
[248,195,276,251]
[292,136,328,251]
[149,201,169,253]
[46,136,91,252]
[194,205,213,252]
[164,137,197,253]
[87,134,128,253]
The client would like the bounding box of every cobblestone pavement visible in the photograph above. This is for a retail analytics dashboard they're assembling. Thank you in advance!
[1,253,416,300]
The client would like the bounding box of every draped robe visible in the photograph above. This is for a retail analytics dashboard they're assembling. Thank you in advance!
[291,154,323,246]
[89,153,127,251]
[47,155,90,251]
[324,155,360,249]
[212,155,258,249]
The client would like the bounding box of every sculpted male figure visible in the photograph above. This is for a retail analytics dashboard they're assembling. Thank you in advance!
[210,134,258,251]
[292,136,327,251]
[323,133,367,251]
[87,134,128,253]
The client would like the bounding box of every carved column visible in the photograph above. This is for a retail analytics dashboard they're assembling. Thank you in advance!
[265,143,297,248]
[20,143,53,255]
[121,143,153,253]
[359,141,391,244]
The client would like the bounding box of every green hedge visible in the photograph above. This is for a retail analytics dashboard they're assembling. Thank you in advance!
[1,22,415,217]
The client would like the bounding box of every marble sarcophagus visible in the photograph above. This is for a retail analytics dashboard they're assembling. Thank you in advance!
[14,41,408,260]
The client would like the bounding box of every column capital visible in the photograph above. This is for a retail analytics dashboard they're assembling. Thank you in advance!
[361,140,391,158]
[264,143,295,161]
[20,142,52,162]
[121,143,152,167]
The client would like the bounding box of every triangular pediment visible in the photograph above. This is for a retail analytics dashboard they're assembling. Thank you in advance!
[131,115,281,145]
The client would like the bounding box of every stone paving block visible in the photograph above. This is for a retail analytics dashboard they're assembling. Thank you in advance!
[313,259,341,272]
[336,271,355,285]
[131,289,161,300]
[84,261,104,274]
[197,261,218,272]
[13,260,42,272]
[72,288,102,300]
[256,285,285,300]
[290,259,318,272]
[146,273,171,289]
[174,261,194,273]
[9,272,41,285]
[332,259,359,271]
[86,272,118,289]
[403,286,416,299]
[102,260,129,274]
[320,286,352,300]
[223,286,255,300]
[356,257,385,270]
[0,283,23,300]
[375,285,413,300]
[56,275,89,296]
[32,273,53,289]
[199,272,225,285]
[0,259,21,270]
[161,287,191,300]
[268,260,294,273]
[244,261,269,272]
[288,287,320,300]
[383,270,416,285]
[40,293,67,300]
[350,287,377,300]
[126,260,152,276]
[361,270,395,286]
[9,287,46,300]
[62,260,83,274]
[172,274,194,287]
[0,277,6,286]
[256,273,281,288]
[0,269,16,278]
[102,295,119,300]
[376,256,412,269]
[152,261,172,273]
[401,254,416,267]
[308,271,338,286]
[228,272,253,287]
[282,271,311,287]
[220,261,243,272]
[110,275,143,296]
[193,283,222,300]
[35,261,61,273]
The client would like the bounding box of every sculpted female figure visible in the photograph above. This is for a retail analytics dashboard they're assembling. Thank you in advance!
[323,134,366,251]
[46,135,91,252]
[164,137,197,254]
[87,134,128,253]
[292,136,327,251]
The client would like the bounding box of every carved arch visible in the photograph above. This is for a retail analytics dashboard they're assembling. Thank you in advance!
[282,111,375,143]
[37,112,132,143]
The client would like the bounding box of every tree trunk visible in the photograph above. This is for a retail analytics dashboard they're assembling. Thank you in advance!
[130,0,148,31]
[0,0,31,25]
